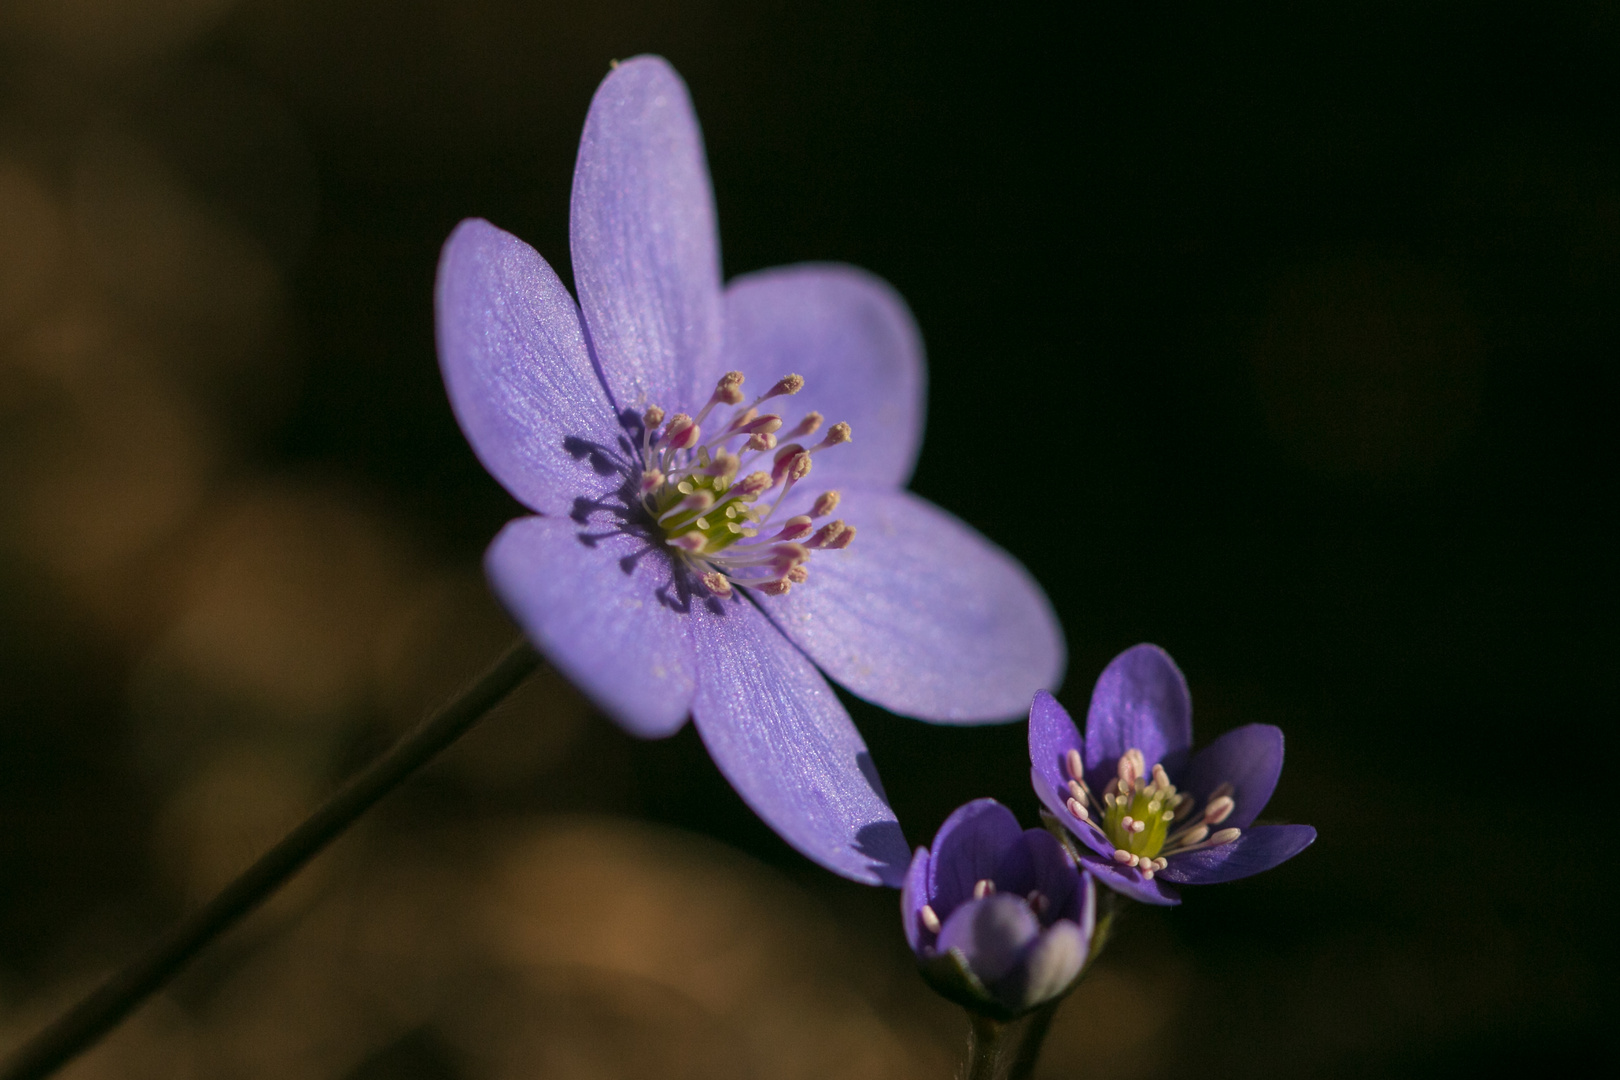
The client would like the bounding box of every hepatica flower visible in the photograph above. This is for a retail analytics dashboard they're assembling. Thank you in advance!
[435,56,1064,885]
[1029,645,1315,905]
[901,799,1094,1019]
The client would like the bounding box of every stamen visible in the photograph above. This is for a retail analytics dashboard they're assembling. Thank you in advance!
[757,578,792,595]
[1067,780,1087,805]
[705,451,740,482]
[1027,890,1049,915]
[1065,749,1085,784]
[827,524,855,549]
[668,533,707,552]
[746,432,777,451]
[773,516,814,542]
[813,421,852,450]
[714,370,744,404]
[639,469,664,494]
[1203,795,1235,825]
[731,472,772,498]
[660,414,700,451]
[1112,849,1138,865]
[1208,828,1240,847]
[764,374,804,399]
[1066,797,1090,821]
[811,491,840,517]
[806,520,847,549]
[973,879,996,900]
[786,565,809,584]
[701,571,733,598]
[920,904,942,934]
[787,412,823,439]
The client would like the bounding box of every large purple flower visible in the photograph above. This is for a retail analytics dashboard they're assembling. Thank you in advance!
[435,56,1064,886]
[1028,645,1315,905]
[901,799,1094,1019]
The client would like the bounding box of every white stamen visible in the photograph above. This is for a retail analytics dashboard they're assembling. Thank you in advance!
[1065,748,1085,783]
[1130,819,1146,834]
[1203,795,1235,825]
[973,878,996,900]
[920,904,941,934]
[1112,849,1135,864]
[1066,797,1090,821]
[1067,779,1087,805]
[700,571,732,598]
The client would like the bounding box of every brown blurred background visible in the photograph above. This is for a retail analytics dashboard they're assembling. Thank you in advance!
[1,2,1615,1077]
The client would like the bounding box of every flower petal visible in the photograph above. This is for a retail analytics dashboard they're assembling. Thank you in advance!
[1073,850,1182,906]
[572,55,722,413]
[1178,723,1285,829]
[435,219,625,516]
[996,829,1086,927]
[999,919,1087,1010]
[1028,690,1085,820]
[1082,644,1193,791]
[937,895,1041,985]
[718,264,925,488]
[901,846,932,952]
[927,798,1023,917]
[1158,824,1316,885]
[689,596,910,886]
[485,517,697,738]
[759,489,1065,723]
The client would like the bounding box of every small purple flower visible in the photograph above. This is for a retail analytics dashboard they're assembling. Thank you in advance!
[1028,645,1316,905]
[435,56,1064,886]
[901,799,1094,1018]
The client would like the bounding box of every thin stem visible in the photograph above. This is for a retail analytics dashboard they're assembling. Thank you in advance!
[1005,998,1062,1080]
[964,1014,1006,1080]
[0,639,544,1080]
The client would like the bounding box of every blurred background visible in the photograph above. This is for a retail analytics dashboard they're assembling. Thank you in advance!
[1,1,1614,1077]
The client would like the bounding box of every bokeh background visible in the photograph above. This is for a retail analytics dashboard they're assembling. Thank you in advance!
[2,1,1615,1077]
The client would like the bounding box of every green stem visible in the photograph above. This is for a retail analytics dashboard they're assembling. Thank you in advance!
[965,1014,1007,1080]
[0,639,543,1080]
[1005,998,1062,1080]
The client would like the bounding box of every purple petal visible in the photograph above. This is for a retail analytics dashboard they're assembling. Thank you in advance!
[435,219,625,516]
[1178,724,1285,829]
[1028,691,1085,822]
[689,595,909,886]
[901,846,932,953]
[1158,824,1316,885]
[758,489,1065,723]
[571,55,722,413]
[997,829,1085,927]
[937,895,1041,984]
[717,264,925,488]
[1073,850,1182,906]
[485,517,696,737]
[1005,919,1087,1007]
[1082,644,1193,791]
[927,798,1023,917]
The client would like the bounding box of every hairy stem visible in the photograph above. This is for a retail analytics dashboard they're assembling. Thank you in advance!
[0,639,543,1080]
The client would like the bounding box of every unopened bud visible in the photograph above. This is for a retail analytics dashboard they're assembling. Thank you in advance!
[811,490,840,517]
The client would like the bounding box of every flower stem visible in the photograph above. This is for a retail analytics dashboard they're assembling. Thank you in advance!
[964,1014,1007,1080]
[1004,999,1061,1080]
[0,639,543,1080]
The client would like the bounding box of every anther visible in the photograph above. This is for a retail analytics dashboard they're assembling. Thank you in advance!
[774,516,814,541]
[920,904,942,934]
[765,374,804,399]
[1151,764,1171,791]
[1121,815,1135,830]
[661,414,700,450]
[713,370,745,404]
[973,879,996,900]
[1177,825,1209,847]
[1067,780,1087,805]
[1066,797,1090,821]
[1131,819,1146,834]
[732,472,772,498]
[663,490,714,519]
[769,543,810,569]
[806,520,847,549]
[1112,849,1137,865]
[1027,890,1049,915]
[669,533,707,552]
[639,469,664,494]
[1208,828,1240,847]
[705,451,740,482]
[746,432,777,451]
[828,524,854,549]
[814,421,852,450]
[811,491,840,517]
[727,407,759,432]
[1203,795,1235,825]
[701,571,733,598]
[786,565,809,584]
[737,413,783,435]
[643,405,665,429]
[1065,748,1085,784]
[787,411,824,439]
[757,578,792,595]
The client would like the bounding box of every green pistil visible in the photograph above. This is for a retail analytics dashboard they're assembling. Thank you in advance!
[1101,787,1173,859]
[650,465,755,555]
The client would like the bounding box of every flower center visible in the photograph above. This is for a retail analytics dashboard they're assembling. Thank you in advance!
[1059,747,1243,881]
[635,371,853,598]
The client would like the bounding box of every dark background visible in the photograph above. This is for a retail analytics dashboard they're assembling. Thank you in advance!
[2,2,1614,1077]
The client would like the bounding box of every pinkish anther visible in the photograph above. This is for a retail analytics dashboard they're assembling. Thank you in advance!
[775,516,814,542]
[787,411,823,439]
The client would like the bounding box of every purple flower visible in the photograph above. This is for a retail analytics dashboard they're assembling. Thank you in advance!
[901,799,1094,1019]
[434,56,1064,886]
[1028,645,1316,905]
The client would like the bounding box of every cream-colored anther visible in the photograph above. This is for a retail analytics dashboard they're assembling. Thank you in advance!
[747,432,777,451]
[757,577,792,596]
[640,468,664,494]
[811,490,840,517]
[786,565,809,584]
[827,524,855,549]
[920,904,942,934]
[765,373,804,398]
[814,421,852,449]
[1065,749,1085,783]
[701,571,733,598]
[973,879,996,900]
[1203,795,1235,825]
[788,411,824,439]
